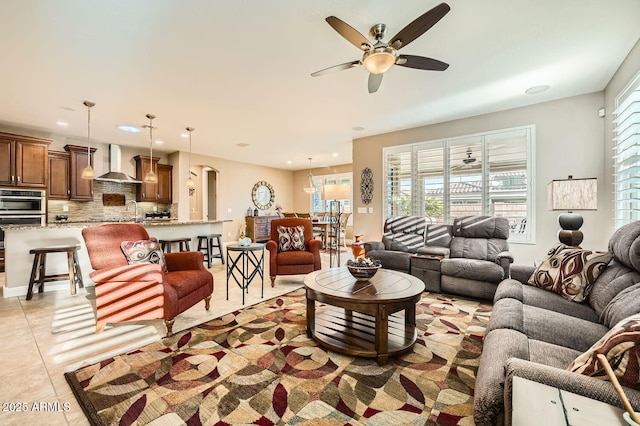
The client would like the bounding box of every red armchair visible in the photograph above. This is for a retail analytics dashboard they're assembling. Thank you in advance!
[266,218,322,287]
[82,223,213,336]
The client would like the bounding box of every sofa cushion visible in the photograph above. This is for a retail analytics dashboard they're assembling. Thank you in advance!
[568,313,640,390]
[494,279,600,323]
[382,216,427,253]
[277,225,306,252]
[607,220,640,272]
[486,298,609,352]
[588,261,640,318]
[441,258,504,283]
[449,237,509,261]
[121,238,167,272]
[366,249,411,272]
[601,283,640,329]
[425,224,453,247]
[527,244,612,303]
[452,215,510,239]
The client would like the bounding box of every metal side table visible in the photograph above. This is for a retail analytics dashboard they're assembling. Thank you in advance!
[226,243,265,304]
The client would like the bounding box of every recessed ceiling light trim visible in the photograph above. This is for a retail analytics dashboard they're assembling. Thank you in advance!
[116,124,142,133]
[236,143,249,148]
[525,85,551,95]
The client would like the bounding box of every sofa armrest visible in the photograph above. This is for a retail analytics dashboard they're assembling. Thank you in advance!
[89,263,164,284]
[509,265,536,284]
[503,358,640,426]
[364,241,384,252]
[496,251,514,278]
[496,251,514,265]
[165,251,206,271]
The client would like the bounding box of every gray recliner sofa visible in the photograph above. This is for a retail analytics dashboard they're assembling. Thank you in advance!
[473,220,640,426]
[364,215,513,300]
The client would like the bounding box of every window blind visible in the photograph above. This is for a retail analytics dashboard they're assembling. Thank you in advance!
[613,77,640,228]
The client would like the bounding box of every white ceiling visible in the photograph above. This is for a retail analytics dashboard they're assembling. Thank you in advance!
[0,0,638,170]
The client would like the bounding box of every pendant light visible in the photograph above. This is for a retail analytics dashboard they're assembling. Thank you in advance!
[81,100,96,179]
[303,157,316,194]
[185,127,195,190]
[143,113,158,184]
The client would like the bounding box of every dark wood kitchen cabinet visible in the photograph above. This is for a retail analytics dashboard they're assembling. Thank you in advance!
[156,163,173,204]
[48,151,70,200]
[134,155,172,203]
[0,132,50,188]
[48,145,97,201]
[65,144,97,201]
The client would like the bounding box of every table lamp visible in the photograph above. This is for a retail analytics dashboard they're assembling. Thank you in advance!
[548,176,597,246]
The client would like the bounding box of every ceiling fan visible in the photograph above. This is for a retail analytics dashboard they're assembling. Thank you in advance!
[451,149,478,170]
[311,2,451,93]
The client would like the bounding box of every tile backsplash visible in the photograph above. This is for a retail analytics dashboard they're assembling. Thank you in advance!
[47,181,175,222]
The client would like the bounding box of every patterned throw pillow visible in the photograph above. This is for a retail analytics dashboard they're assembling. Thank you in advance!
[121,238,167,272]
[527,244,612,303]
[567,313,640,390]
[277,225,306,252]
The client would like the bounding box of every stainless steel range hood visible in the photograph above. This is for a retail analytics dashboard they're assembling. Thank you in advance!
[95,145,142,184]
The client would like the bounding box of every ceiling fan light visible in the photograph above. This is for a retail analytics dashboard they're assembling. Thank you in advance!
[363,48,396,74]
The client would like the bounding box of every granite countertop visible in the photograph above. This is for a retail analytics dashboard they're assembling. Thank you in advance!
[1,219,228,230]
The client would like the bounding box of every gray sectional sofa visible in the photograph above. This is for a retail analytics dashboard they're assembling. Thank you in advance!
[364,215,513,300]
[474,221,640,425]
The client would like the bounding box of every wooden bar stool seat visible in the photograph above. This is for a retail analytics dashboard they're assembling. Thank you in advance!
[159,238,191,253]
[27,244,84,300]
[197,234,224,268]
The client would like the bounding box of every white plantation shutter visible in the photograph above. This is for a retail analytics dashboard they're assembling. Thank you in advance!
[384,149,413,217]
[416,144,445,223]
[613,74,640,228]
[383,125,534,242]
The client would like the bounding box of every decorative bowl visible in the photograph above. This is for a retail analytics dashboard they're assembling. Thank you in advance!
[347,265,381,281]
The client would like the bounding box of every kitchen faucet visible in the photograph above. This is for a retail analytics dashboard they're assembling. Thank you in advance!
[126,200,144,223]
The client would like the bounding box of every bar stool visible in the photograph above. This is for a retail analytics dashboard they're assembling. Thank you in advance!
[159,238,191,253]
[197,234,224,268]
[27,244,84,300]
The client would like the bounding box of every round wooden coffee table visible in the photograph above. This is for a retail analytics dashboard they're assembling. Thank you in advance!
[304,267,425,365]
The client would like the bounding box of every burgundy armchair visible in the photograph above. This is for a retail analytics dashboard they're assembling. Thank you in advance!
[265,218,322,287]
[82,223,213,336]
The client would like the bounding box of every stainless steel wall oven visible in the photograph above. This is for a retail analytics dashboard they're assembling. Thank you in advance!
[0,188,46,271]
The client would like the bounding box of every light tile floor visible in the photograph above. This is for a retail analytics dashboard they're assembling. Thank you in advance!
[0,248,353,425]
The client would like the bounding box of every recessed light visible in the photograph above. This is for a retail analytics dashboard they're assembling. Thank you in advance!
[332,152,338,157]
[155,140,163,145]
[352,126,365,131]
[525,85,550,95]
[236,143,249,148]
[180,133,189,138]
[56,120,68,128]
[117,124,142,133]
[287,160,292,164]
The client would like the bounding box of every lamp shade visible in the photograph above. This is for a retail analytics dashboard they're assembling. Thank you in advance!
[548,178,597,211]
[322,183,350,200]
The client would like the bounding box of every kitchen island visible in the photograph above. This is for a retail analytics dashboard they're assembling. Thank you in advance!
[1,220,228,298]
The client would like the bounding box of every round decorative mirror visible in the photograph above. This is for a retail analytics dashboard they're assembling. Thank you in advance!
[252,180,275,210]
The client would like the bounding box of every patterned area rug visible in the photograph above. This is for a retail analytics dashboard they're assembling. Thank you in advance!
[65,288,491,425]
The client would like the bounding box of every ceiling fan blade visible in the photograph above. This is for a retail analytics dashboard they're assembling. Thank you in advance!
[325,16,372,51]
[389,3,451,50]
[311,60,362,77]
[396,55,449,71]
[368,73,383,94]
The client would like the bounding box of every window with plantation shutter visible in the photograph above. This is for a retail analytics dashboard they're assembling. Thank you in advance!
[383,125,534,242]
[613,72,640,228]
